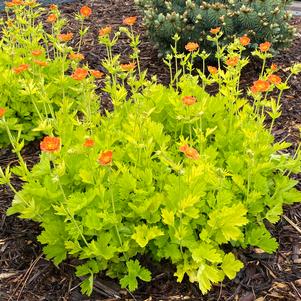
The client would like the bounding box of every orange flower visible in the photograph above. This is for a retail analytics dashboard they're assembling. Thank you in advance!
[98,150,113,166]
[5,2,15,7]
[80,6,92,18]
[47,13,57,23]
[123,16,137,26]
[210,27,221,35]
[268,74,282,85]
[13,64,29,74]
[83,138,95,148]
[31,49,43,56]
[71,68,89,80]
[34,60,48,67]
[182,96,197,106]
[226,56,239,67]
[0,108,6,118]
[208,66,218,74]
[50,4,57,10]
[58,32,73,42]
[99,26,112,37]
[90,70,104,78]
[239,35,250,46]
[179,144,199,160]
[120,62,136,72]
[251,80,270,93]
[69,53,84,61]
[259,41,271,52]
[185,42,199,52]
[40,136,61,153]
[271,63,278,71]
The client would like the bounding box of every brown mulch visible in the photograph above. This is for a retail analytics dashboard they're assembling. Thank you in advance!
[0,1,301,300]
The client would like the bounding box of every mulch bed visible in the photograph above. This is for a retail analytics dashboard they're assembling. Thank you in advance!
[0,0,301,300]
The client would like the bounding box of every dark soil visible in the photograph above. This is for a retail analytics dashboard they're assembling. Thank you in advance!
[1,1,301,300]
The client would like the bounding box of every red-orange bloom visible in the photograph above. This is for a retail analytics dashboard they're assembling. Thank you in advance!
[179,144,199,160]
[208,66,218,74]
[210,27,221,35]
[31,49,43,56]
[259,41,271,52]
[120,62,136,72]
[271,64,278,71]
[251,80,270,93]
[123,16,137,26]
[40,136,61,153]
[80,6,92,18]
[98,150,113,166]
[185,42,199,52]
[83,138,95,148]
[239,35,250,46]
[90,70,104,78]
[58,32,73,42]
[13,64,29,74]
[268,74,282,85]
[34,60,48,67]
[71,68,89,81]
[69,53,84,61]
[47,13,57,23]
[0,108,6,118]
[50,4,57,10]
[226,56,239,67]
[99,26,112,37]
[182,96,197,106]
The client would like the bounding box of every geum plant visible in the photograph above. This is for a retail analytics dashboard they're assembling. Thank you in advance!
[0,0,102,147]
[1,5,301,297]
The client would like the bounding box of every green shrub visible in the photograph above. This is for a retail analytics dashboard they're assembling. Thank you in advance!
[135,0,295,55]
[1,1,301,297]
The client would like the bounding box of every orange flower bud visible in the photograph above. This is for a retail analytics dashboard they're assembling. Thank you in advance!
[40,136,61,153]
[47,13,57,23]
[179,144,199,160]
[80,6,92,18]
[83,138,95,148]
[182,96,197,106]
[0,108,6,118]
[58,32,73,42]
[90,70,104,78]
[33,60,48,67]
[99,26,112,37]
[50,4,57,10]
[239,35,250,46]
[98,150,113,166]
[71,68,89,81]
[271,63,278,71]
[31,49,43,56]
[251,80,270,93]
[226,56,239,67]
[268,74,282,85]
[259,41,271,52]
[13,64,29,74]
[123,16,137,26]
[208,66,218,74]
[210,27,221,35]
[69,53,85,61]
[120,62,136,72]
[185,42,199,52]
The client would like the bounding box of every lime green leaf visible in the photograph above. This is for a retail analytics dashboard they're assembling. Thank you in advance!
[161,208,174,226]
[120,260,151,291]
[222,253,243,279]
[132,224,164,247]
[197,263,224,294]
